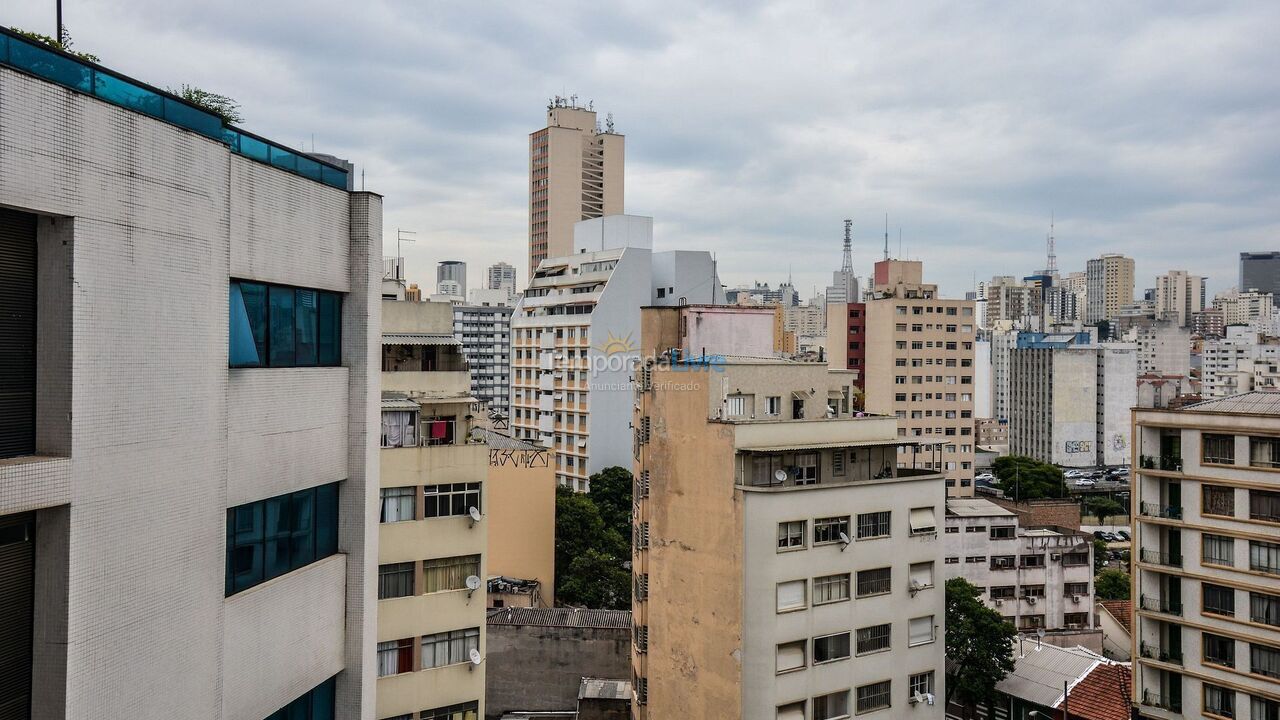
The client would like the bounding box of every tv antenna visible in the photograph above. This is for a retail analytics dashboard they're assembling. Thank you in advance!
[1045,211,1058,275]
[841,219,854,273]
[883,214,889,261]
[395,229,416,280]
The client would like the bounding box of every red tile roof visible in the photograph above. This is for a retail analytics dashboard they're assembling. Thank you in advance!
[1099,600,1133,635]
[1064,663,1132,720]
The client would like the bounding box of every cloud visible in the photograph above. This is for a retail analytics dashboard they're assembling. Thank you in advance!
[10,0,1279,298]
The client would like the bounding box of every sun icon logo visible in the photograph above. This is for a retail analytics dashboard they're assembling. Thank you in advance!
[595,330,637,356]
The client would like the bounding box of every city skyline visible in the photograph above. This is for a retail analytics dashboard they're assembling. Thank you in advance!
[10,2,1277,300]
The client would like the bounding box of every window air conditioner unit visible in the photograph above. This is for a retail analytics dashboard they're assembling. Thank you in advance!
[1050,553,1061,561]
[1025,596,1037,605]
[994,598,1003,606]
[1071,594,1081,603]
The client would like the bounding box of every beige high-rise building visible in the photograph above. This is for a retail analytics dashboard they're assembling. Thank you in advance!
[528,99,624,275]
[1155,270,1207,328]
[1131,393,1280,719]
[853,259,978,496]
[1086,253,1136,324]
[377,300,487,720]
[632,308,946,720]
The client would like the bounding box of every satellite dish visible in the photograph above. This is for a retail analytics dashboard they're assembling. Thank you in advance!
[468,506,482,526]
[773,469,789,483]
[1036,628,1046,639]
[466,575,482,591]
[469,648,482,666]
[838,532,851,545]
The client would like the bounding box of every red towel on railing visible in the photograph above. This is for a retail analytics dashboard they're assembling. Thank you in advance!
[430,421,447,439]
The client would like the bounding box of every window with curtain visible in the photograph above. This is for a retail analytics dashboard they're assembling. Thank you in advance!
[420,702,479,720]
[380,410,418,448]
[909,671,934,698]
[1251,436,1280,469]
[1251,489,1280,523]
[1204,684,1235,718]
[1203,633,1235,667]
[1253,592,1280,626]
[1251,643,1280,678]
[1202,484,1235,517]
[1203,533,1234,567]
[813,690,849,720]
[423,555,480,593]
[379,487,415,523]
[225,482,339,596]
[378,562,414,599]
[813,633,850,664]
[776,580,806,612]
[1254,695,1280,720]
[376,638,413,677]
[1251,540,1280,574]
[813,516,849,545]
[776,640,805,673]
[422,628,480,669]
[1203,434,1236,465]
[1203,584,1235,617]
[813,573,850,605]
[908,616,935,646]
[777,521,805,550]
[229,280,341,368]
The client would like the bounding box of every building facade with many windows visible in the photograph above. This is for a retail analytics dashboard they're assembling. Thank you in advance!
[1132,393,1280,719]
[0,28,378,719]
[378,300,487,720]
[453,302,513,418]
[632,313,945,719]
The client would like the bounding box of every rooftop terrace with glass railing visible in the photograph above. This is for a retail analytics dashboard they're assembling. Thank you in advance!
[0,27,349,190]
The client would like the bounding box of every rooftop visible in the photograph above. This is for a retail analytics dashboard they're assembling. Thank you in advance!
[486,606,631,630]
[1180,391,1280,415]
[0,27,349,190]
[947,498,1017,518]
[996,641,1107,709]
[1064,662,1133,720]
[578,678,632,701]
[1098,600,1133,635]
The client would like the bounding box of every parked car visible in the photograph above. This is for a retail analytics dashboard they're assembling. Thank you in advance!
[1115,530,1131,542]
[1093,530,1111,542]
[1074,478,1096,487]
[1064,469,1086,478]
[975,472,995,482]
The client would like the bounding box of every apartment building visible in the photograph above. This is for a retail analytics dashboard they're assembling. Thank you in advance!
[0,28,377,718]
[528,99,624,275]
[854,259,978,496]
[943,499,1094,633]
[438,261,468,299]
[486,262,518,299]
[1155,271,1207,328]
[1135,319,1193,377]
[1195,308,1227,339]
[1086,253,1136,323]
[1131,393,1280,719]
[985,275,1035,327]
[509,215,723,491]
[1241,252,1280,296]
[1202,328,1280,399]
[378,301,487,720]
[632,316,946,719]
[453,302,513,417]
[1009,341,1137,468]
[1216,289,1276,327]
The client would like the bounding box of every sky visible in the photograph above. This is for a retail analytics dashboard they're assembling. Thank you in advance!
[11,1,1280,300]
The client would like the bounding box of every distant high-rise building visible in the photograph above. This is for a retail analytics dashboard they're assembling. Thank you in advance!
[454,300,513,416]
[487,261,518,298]
[1241,251,1280,295]
[437,260,467,298]
[1193,307,1226,338]
[1085,253,1135,324]
[1135,319,1192,377]
[825,219,861,304]
[1214,288,1275,326]
[528,98,624,276]
[1155,270,1207,327]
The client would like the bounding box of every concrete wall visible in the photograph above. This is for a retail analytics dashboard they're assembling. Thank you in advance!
[680,306,775,359]
[384,298,455,334]
[1100,347,1137,467]
[486,455,557,606]
[485,623,630,718]
[650,251,726,306]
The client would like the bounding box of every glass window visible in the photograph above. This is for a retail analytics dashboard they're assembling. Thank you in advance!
[1251,489,1280,523]
[1254,592,1280,626]
[317,292,341,365]
[1203,633,1235,668]
[857,511,891,539]
[814,516,850,545]
[856,623,891,654]
[268,285,296,366]
[1251,643,1280,678]
[776,640,806,673]
[1203,534,1234,567]
[295,289,318,366]
[229,280,340,368]
[813,632,851,664]
[377,638,414,676]
[420,702,479,720]
[225,481,339,596]
[378,562,414,599]
[264,676,337,720]
[229,282,268,367]
[777,580,806,612]
[423,555,480,594]
[909,671,934,699]
[1202,485,1235,517]
[380,487,415,523]
[424,483,481,518]
[1203,433,1235,465]
[1251,540,1280,574]
[908,616,935,646]
[814,573,850,604]
[1251,436,1280,469]
[855,680,891,714]
[778,520,806,550]
[1254,695,1280,720]
[856,567,891,597]
[813,690,849,720]
[1204,684,1235,718]
[1203,583,1235,617]
[422,628,480,669]
[990,526,1015,539]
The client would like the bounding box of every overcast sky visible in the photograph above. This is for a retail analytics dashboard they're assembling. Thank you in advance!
[13,1,1280,299]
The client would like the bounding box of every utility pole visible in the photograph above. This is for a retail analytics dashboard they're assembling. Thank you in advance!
[56,0,65,45]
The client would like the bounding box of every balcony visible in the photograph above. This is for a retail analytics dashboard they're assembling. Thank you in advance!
[1141,690,1182,713]
[1139,642,1183,665]
[1140,549,1182,568]
[1139,503,1183,520]
[1139,594,1183,616]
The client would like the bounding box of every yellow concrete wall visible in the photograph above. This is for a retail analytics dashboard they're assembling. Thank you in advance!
[382,299,454,333]
[486,456,557,606]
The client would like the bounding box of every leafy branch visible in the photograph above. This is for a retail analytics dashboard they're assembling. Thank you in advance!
[10,26,99,62]
[166,84,245,125]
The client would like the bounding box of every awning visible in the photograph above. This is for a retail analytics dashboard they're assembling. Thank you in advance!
[380,398,422,411]
[382,333,461,346]
[744,439,919,452]
[909,507,937,533]
[415,395,479,405]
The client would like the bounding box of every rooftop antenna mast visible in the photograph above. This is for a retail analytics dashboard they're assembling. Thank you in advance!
[1046,211,1058,275]
[395,229,416,281]
[841,220,854,273]
[883,214,890,261]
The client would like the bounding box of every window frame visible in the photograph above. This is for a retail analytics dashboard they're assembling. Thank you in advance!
[856,511,891,540]
[1203,433,1236,466]
[855,567,892,598]
[813,573,851,605]
[777,520,807,552]
[229,279,342,369]
[855,623,891,656]
[814,516,851,546]
[813,632,852,665]
[855,680,892,715]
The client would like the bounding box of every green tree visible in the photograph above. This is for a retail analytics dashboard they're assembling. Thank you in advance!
[554,486,629,608]
[588,466,633,543]
[557,548,632,609]
[1094,538,1110,573]
[945,578,1017,718]
[10,26,99,62]
[166,84,245,124]
[1086,497,1126,525]
[1095,569,1131,600]
[992,455,1066,500]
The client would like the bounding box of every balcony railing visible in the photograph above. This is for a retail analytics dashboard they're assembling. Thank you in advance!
[1142,690,1182,713]
[1140,549,1182,568]
[1140,642,1183,665]
[1160,455,1183,471]
[1140,503,1183,520]
[1139,594,1183,616]
[0,28,349,190]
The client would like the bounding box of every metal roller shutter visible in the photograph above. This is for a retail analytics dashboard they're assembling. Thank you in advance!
[0,513,34,720]
[0,208,37,459]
